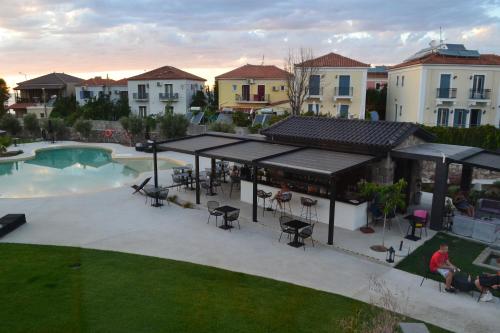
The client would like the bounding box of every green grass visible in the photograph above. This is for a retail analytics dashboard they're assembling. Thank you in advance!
[396,232,495,278]
[0,243,449,333]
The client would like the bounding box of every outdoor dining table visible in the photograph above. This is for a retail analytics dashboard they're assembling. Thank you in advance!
[403,214,421,241]
[215,205,239,230]
[144,185,163,207]
[283,219,310,248]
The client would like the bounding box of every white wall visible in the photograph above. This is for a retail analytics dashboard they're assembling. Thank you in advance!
[127,79,204,116]
[75,85,127,105]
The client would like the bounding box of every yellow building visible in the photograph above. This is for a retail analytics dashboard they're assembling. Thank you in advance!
[216,64,290,112]
[296,52,369,118]
[387,43,500,127]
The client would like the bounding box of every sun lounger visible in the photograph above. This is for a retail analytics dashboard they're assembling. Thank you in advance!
[0,214,26,238]
[131,177,152,194]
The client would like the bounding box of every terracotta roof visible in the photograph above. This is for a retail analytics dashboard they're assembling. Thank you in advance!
[297,52,370,68]
[390,53,500,70]
[261,116,434,154]
[216,64,289,80]
[77,76,128,87]
[367,72,388,79]
[15,72,84,90]
[7,103,37,110]
[128,66,205,81]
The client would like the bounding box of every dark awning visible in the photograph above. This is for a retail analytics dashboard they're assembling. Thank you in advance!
[392,143,482,162]
[158,135,243,154]
[461,152,500,172]
[199,141,300,164]
[258,148,375,177]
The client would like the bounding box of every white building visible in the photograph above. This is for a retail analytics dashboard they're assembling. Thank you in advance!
[75,77,128,106]
[127,66,206,117]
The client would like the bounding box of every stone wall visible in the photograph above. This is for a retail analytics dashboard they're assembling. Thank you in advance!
[421,161,500,184]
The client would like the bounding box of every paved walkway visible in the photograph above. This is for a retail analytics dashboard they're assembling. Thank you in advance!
[1,142,498,333]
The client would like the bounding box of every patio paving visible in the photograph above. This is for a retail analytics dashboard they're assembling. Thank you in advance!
[1,141,499,333]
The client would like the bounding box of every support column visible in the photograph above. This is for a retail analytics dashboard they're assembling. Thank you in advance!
[210,158,216,195]
[195,154,200,204]
[328,177,336,245]
[430,160,449,230]
[460,165,473,192]
[252,165,258,222]
[153,140,158,189]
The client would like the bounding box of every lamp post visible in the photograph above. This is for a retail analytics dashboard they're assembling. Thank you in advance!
[42,88,47,118]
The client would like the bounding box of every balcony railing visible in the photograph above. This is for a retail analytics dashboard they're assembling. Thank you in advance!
[133,92,149,101]
[469,89,491,100]
[235,94,269,103]
[307,87,323,98]
[334,86,354,97]
[436,88,457,99]
[159,92,179,101]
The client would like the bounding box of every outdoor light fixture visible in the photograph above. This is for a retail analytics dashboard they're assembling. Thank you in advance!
[386,247,395,263]
[469,75,473,80]
[453,75,457,79]
[433,110,437,113]
[483,110,487,114]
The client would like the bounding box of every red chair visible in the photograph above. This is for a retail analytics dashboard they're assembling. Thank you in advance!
[412,210,429,237]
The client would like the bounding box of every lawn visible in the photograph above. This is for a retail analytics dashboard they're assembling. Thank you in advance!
[0,243,449,333]
[396,232,496,278]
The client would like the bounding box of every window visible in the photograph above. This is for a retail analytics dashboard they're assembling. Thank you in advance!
[165,106,174,114]
[399,105,402,116]
[307,104,319,114]
[138,84,147,99]
[453,109,467,128]
[438,74,451,98]
[80,91,92,99]
[232,85,237,92]
[339,105,349,118]
[470,109,481,127]
[40,113,45,118]
[139,106,147,118]
[401,76,405,87]
[437,108,449,127]
[338,75,350,95]
[394,104,398,121]
[396,76,399,86]
[165,84,173,96]
[308,75,320,95]
[375,83,380,90]
[280,85,285,91]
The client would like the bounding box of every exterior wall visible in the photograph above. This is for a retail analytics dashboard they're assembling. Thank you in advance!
[388,64,500,127]
[217,78,289,110]
[128,79,204,116]
[299,67,368,119]
[26,106,54,119]
[75,85,127,105]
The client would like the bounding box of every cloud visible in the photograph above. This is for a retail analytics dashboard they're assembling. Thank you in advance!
[1,0,499,87]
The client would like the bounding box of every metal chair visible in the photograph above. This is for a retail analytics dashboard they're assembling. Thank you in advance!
[207,201,223,226]
[274,192,293,217]
[229,175,240,198]
[278,216,295,242]
[299,223,315,250]
[410,210,429,238]
[300,197,318,224]
[226,209,241,230]
[257,190,272,216]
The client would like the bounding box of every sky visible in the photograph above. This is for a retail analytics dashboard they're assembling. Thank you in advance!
[1,0,500,93]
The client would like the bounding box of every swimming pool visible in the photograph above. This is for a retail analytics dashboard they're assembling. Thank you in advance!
[0,147,180,198]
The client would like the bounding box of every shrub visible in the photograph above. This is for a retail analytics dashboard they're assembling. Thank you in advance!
[41,118,67,140]
[209,122,235,133]
[232,111,251,127]
[0,114,22,136]
[0,135,12,148]
[120,116,130,132]
[73,118,93,141]
[120,115,143,144]
[268,112,289,126]
[23,114,40,137]
[159,113,189,139]
[248,123,262,134]
[182,201,194,209]
[422,125,500,150]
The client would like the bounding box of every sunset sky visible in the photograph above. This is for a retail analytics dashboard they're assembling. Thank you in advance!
[1,0,500,93]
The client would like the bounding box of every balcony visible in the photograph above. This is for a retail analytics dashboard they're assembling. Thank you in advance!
[469,89,491,100]
[333,87,353,100]
[307,87,323,100]
[436,88,457,99]
[235,94,269,103]
[159,92,179,101]
[133,92,149,101]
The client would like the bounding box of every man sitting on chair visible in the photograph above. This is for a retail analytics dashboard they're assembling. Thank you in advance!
[430,244,459,293]
[474,257,500,302]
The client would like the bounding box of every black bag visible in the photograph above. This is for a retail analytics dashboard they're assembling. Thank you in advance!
[452,273,474,292]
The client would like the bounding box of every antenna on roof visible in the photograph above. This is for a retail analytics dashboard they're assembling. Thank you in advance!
[439,26,444,45]
[261,55,265,65]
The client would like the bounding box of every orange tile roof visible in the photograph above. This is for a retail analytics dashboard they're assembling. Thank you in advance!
[77,76,127,86]
[8,103,37,110]
[128,66,205,81]
[298,52,370,68]
[390,53,500,70]
[216,64,290,80]
[367,72,388,79]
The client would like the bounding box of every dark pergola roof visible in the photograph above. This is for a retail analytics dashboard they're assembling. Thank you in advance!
[158,135,243,154]
[461,152,500,172]
[258,148,375,177]
[392,143,482,162]
[199,141,300,164]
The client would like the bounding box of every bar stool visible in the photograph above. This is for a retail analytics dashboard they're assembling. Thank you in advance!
[274,192,293,217]
[300,197,318,224]
[257,190,272,216]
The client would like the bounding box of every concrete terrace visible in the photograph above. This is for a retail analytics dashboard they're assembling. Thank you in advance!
[0,141,499,333]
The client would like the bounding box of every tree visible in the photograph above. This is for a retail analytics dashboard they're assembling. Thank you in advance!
[358,178,407,251]
[365,86,387,119]
[41,117,66,141]
[0,114,21,136]
[50,95,79,119]
[206,84,218,112]
[232,111,251,127]
[74,118,93,141]
[128,115,144,144]
[190,90,207,108]
[23,113,40,137]
[284,48,318,115]
[112,96,131,120]
[159,113,189,139]
[0,78,10,117]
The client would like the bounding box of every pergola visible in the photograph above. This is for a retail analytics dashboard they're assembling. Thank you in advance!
[153,133,376,244]
[392,143,500,230]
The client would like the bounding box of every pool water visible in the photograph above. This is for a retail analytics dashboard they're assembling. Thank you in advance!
[0,147,179,198]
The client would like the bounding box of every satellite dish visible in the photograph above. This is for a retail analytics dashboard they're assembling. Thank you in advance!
[429,40,439,48]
